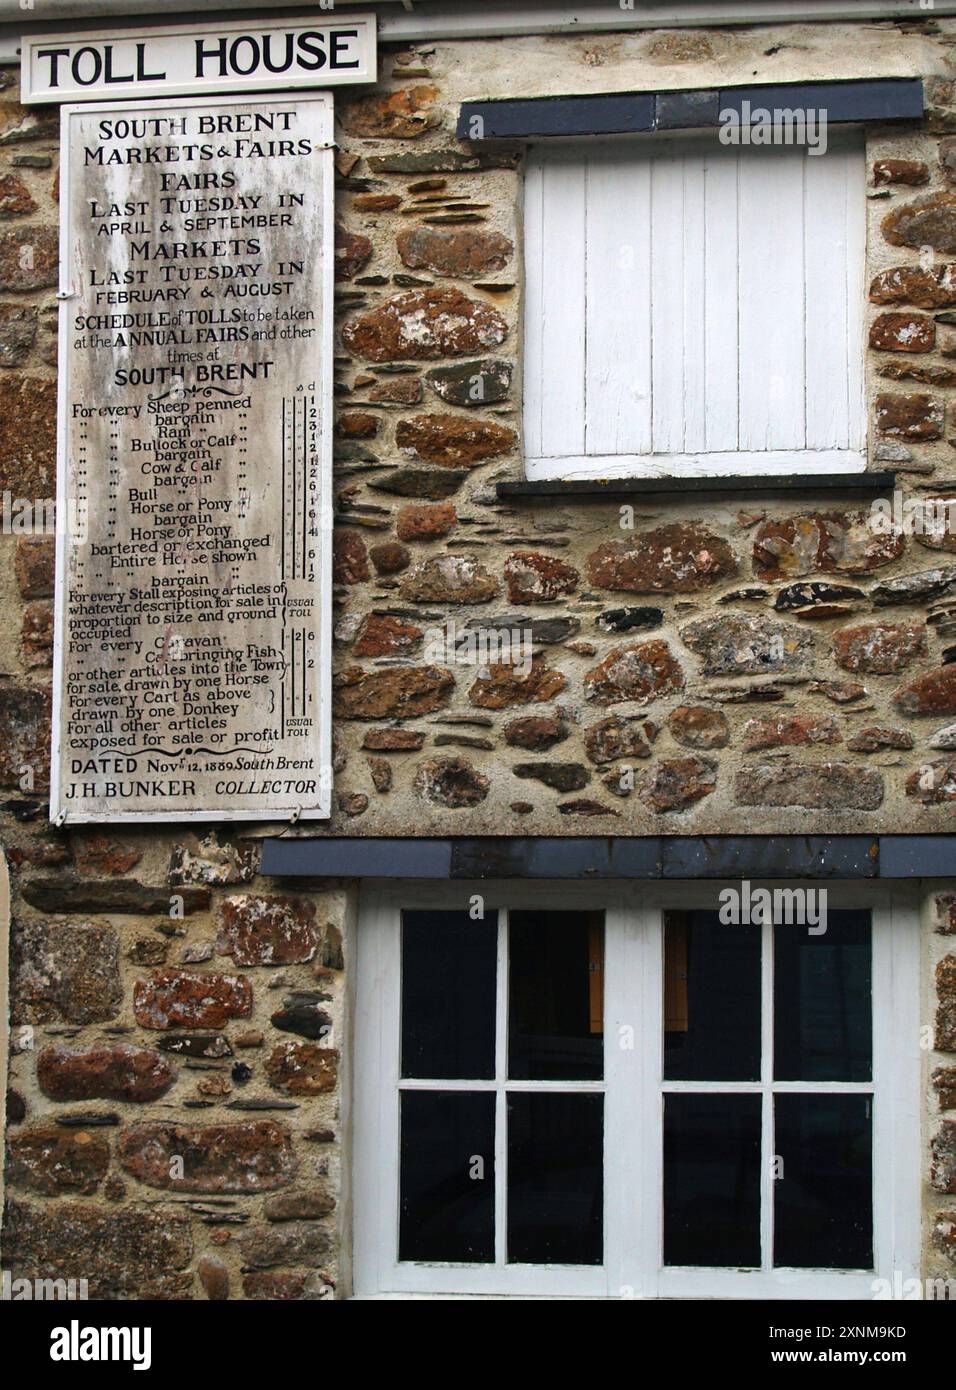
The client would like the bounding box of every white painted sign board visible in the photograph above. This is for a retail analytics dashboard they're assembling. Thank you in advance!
[50,93,334,823]
[21,14,376,103]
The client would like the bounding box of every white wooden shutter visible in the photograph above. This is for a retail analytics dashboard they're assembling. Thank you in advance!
[523,131,866,480]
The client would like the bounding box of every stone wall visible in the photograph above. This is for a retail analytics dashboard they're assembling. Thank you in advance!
[0,17,955,1298]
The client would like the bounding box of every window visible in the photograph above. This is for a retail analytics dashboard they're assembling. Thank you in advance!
[353,883,919,1299]
[523,132,866,480]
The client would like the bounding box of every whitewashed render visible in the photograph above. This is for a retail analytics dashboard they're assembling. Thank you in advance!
[523,131,867,478]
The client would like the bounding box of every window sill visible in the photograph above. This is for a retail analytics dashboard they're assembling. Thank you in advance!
[496,471,897,501]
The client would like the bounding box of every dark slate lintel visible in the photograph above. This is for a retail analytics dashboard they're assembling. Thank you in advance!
[456,79,924,141]
[261,836,945,881]
[496,471,897,501]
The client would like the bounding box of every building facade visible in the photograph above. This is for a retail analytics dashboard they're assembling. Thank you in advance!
[1,0,955,1300]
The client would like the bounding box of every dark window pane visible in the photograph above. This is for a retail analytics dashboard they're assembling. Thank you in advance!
[774,910,871,1082]
[664,911,761,1081]
[664,1093,761,1268]
[509,911,604,1080]
[774,1094,873,1270]
[507,1092,603,1265]
[399,1091,495,1263]
[401,910,497,1080]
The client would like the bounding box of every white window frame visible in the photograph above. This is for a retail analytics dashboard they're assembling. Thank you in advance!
[521,130,868,482]
[352,880,920,1300]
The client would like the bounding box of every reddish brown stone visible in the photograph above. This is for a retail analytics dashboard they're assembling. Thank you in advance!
[37,1043,175,1102]
[415,756,490,807]
[741,714,841,751]
[870,263,956,307]
[0,682,50,791]
[0,225,58,292]
[338,791,369,817]
[368,756,392,792]
[354,193,402,211]
[133,968,252,1030]
[895,665,956,717]
[933,1122,956,1194]
[505,551,579,604]
[21,600,51,667]
[938,956,956,1051]
[400,555,498,603]
[879,361,956,386]
[341,85,440,139]
[335,412,379,439]
[0,172,35,217]
[505,715,569,751]
[936,895,956,935]
[73,833,142,876]
[832,620,926,674]
[558,798,620,817]
[397,225,513,278]
[667,705,730,749]
[905,756,956,803]
[361,727,426,751]
[810,679,868,704]
[264,1189,335,1221]
[847,726,914,752]
[882,192,956,252]
[587,524,736,594]
[369,540,411,574]
[119,1120,296,1193]
[640,757,718,813]
[396,500,456,541]
[354,613,423,658]
[735,763,883,810]
[872,158,929,186]
[469,653,567,708]
[912,498,956,553]
[332,531,369,585]
[334,226,372,281]
[875,392,944,439]
[935,1066,956,1111]
[396,413,516,466]
[584,641,683,707]
[242,1270,324,1300]
[368,376,422,405]
[342,287,508,363]
[0,303,38,365]
[8,1126,109,1196]
[334,665,454,720]
[216,896,318,967]
[2,1199,193,1299]
[752,511,905,580]
[869,312,935,352]
[12,918,119,1024]
[0,375,57,494]
[266,1041,339,1096]
[584,716,655,764]
[197,1254,229,1301]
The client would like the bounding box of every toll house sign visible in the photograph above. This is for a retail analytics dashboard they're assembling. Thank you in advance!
[21,14,376,104]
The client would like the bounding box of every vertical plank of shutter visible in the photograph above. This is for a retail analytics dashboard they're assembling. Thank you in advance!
[738,146,806,454]
[522,151,545,461]
[844,139,867,450]
[703,146,740,451]
[584,149,652,456]
[539,155,587,459]
[682,152,707,453]
[805,142,852,449]
[651,148,685,455]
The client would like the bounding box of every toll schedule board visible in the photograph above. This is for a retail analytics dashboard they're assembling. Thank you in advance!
[51,93,333,823]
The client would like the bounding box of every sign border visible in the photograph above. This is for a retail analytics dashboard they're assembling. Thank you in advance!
[21,14,376,104]
[49,90,335,824]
